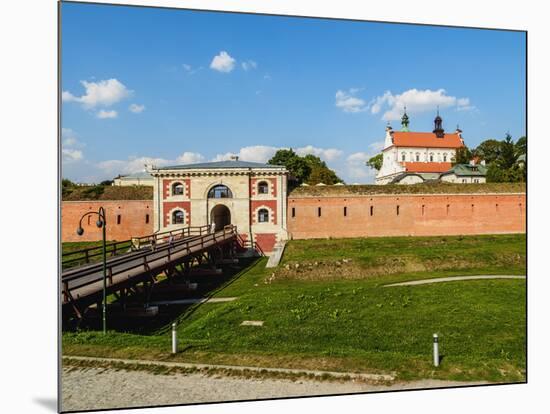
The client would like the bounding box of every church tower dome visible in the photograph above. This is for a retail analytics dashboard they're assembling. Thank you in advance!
[433,108,444,138]
[400,107,410,132]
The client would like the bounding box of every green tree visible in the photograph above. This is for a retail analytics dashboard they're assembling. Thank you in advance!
[62,178,75,188]
[268,148,298,167]
[485,133,525,183]
[268,149,343,186]
[498,133,517,170]
[515,136,527,157]
[453,146,473,164]
[474,139,501,164]
[303,154,343,185]
[62,178,76,198]
[366,153,383,171]
[100,180,114,186]
[268,149,311,185]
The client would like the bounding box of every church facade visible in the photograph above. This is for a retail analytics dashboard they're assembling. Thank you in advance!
[376,111,466,184]
[148,160,289,253]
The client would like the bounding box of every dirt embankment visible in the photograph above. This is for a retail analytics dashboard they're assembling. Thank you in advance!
[268,253,525,282]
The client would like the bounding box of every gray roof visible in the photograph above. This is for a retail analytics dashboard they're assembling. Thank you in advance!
[156,160,285,170]
[116,171,154,179]
[440,163,487,177]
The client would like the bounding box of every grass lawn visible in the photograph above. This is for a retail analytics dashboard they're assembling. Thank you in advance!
[63,234,526,383]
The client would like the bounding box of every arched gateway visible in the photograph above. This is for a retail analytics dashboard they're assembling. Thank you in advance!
[211,204,231,231]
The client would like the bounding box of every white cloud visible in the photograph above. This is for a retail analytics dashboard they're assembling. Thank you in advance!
[129,103,145,113]
[456,97,476,111]
[182,64,202,75]
[210,51,236,73]
[368,140,385,152]
[62,78,132,109]
[97,152,205,177]
[96,109,118,119]
[69,145,377,184]
[263,74,272,80]
[62,91,77,102]
[213,145,279,163]
[295,145,343,162]
[97,156,174,176]
[61,128,85,163]
[344,151,377,182]
[62,148,83,162]
[241,60,257,71]
[368,88,474,121]
[61,128,78,147]
[176,152,205,164]
[335,89,367,113]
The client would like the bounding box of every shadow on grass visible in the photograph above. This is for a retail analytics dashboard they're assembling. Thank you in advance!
[64,257,260,335]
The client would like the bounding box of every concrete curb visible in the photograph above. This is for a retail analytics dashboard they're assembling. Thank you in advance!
[63,355,395,382]
[384,275,526,287]
[266,241,287,268]
[149,297,238,305]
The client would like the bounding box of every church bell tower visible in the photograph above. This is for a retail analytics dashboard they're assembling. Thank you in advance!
[433,108,444,138]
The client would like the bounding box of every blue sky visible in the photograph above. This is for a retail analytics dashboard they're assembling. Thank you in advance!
[61,2,526,183]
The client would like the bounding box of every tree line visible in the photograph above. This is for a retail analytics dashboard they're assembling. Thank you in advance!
[455,134,526,182]
[268,149,343,188]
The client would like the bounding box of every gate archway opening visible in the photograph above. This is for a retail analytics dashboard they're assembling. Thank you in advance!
[211,204,231,231]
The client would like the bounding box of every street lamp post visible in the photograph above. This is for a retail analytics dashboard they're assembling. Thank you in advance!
[76,206,108,334]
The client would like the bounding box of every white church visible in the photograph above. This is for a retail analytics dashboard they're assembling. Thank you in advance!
[375,110,485,185]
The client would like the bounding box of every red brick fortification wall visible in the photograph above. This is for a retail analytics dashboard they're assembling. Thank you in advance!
[62,200,154,242]
[287,193,526,239]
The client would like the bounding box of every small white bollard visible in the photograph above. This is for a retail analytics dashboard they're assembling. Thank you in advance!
[433,333,439,367]
[171,323,178,354]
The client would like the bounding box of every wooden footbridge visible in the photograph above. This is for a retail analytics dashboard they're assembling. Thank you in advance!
[61,225,246,320]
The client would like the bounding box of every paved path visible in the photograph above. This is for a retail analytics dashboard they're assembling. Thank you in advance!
[61,359,488,411]
[149,297,238,305]
[384,275,525,287]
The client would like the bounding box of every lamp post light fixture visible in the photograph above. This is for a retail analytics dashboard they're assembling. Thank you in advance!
[76,206,108,334]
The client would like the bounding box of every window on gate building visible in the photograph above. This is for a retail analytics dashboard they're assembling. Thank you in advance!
[258,208,269,223]
[258,181,269,194]
[208,185,233,198]
[172,182,184,195]
[172,210,185,224]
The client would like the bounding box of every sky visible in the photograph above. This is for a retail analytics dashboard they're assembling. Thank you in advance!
[61,2,526,184]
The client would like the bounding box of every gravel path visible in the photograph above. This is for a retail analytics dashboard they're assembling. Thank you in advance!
[384,275,525,287]
[61,367,487,411]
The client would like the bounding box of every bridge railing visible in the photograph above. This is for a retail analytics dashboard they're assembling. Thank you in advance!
[130,225,211,250]
[62,225,211,268]
[235,233,265,257]
[61,225,237,302]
